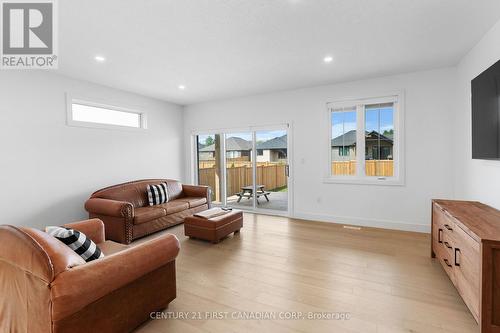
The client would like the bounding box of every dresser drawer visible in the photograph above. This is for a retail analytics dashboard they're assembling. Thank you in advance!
[432,206,444,255]
[452,223,480,321]
[433,204,456,283]
[432,205,448,252]
[438,250,456,284]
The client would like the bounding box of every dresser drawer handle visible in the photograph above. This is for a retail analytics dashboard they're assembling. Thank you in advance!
[444,224,453,231]
[443,258,452,267]
[454,248,461,266]
[444,241,452,249]
[438,229,443,243]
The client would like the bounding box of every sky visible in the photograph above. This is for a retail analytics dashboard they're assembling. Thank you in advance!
[197,134,214,145]
[331,106,394,139]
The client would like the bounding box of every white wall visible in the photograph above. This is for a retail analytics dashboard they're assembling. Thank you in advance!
[5,39,489,233]
[184,68,456,232]
[0,71,184,228]
[454,19,500,209]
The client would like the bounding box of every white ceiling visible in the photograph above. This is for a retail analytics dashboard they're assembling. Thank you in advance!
[58,0,500,105]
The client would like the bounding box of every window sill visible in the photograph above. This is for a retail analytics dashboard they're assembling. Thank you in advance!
[66,120,147,132]
[323,177,405,186]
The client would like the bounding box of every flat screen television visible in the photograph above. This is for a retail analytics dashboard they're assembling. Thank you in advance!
[472,59,500,160]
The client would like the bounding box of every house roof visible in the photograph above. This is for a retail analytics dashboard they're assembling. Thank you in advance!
[366,131,393,143]
[256,135,287,150]
[199,136,252,152]
[331,130,393,147]
[200,135,289,152]
[331,130,357,147]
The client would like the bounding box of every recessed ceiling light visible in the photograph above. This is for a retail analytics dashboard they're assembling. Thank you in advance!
[94,55,106,62]
[323,56,333,63]
[178,85,186,90]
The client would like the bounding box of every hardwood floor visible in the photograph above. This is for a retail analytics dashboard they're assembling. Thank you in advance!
[136,213,479,333]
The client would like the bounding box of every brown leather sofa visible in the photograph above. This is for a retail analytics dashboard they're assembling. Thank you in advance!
[85,179,210,244]
[0,219,180,333]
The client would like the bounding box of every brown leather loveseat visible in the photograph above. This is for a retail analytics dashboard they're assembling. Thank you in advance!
[85,179,210,244]
[0,219,180,333]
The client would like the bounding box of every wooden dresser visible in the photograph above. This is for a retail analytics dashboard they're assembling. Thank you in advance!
[432,199,500,333]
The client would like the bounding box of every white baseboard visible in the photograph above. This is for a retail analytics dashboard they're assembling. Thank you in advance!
[292,211,430,233]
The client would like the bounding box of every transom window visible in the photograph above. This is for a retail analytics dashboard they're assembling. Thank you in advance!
[67,97,147,130]
[327,94,403,185]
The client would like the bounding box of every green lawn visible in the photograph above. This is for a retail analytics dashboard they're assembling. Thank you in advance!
[270,185,288,192]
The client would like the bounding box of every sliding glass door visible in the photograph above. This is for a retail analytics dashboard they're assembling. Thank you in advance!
[255,129,288,212]
[225,132,254,210]
[196,134,223,204]
[195,126,290,215]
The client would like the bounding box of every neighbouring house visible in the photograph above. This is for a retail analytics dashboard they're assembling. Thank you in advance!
[331,130,393,160]
[199,136,252,161]
[197,143,213,161]
[256,135,287,162]
[198,135,288,163]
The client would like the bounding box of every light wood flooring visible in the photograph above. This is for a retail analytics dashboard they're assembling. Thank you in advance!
[136,213,479,333]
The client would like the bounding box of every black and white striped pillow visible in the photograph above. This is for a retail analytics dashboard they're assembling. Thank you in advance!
[45,226,104,262]
[147,182,169,206]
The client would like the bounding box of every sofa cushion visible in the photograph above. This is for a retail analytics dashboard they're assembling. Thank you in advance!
[90,179,183,208]
[98,240,129,256]
[176,197,207,208]
[156,200,189,215]
[45,226,104,262]
[166,181,183,200]
[133,207,166,225]
[96,186,145,208]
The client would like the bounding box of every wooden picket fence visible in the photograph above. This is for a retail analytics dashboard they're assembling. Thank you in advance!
[198,160,393,200]
[331,160,394,176]
[198,164,287,197]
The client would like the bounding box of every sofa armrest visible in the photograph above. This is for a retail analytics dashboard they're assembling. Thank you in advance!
[182,184,211,207]
[84,198,133,218]
[50,233,180,321]
[63,219,105,244]
[0,225,85,282]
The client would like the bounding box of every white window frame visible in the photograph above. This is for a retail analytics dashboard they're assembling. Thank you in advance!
[66,94,148,131]
[324,92,405,186]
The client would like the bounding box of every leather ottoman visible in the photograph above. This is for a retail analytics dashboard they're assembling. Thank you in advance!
[184,210,243,243]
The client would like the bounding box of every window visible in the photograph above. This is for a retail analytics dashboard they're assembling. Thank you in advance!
[365,103,394,177]
[331,106,357,176]
[327,94,403,184]
[338,147,350,156]
[67,97,146,130]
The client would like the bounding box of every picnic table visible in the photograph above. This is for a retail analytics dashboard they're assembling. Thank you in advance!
[236,185,270,204]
